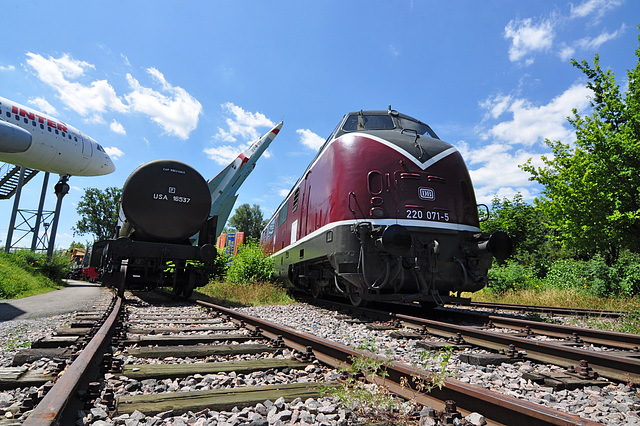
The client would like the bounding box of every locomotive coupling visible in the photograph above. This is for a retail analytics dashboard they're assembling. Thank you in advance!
[478,231,512,262]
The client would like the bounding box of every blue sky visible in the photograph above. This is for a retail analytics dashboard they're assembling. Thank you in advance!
[0,0,638,250]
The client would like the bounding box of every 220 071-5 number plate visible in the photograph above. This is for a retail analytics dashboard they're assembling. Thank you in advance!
[406,208,450,222]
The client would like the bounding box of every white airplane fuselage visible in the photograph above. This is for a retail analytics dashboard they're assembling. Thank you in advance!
[0,96,115,176]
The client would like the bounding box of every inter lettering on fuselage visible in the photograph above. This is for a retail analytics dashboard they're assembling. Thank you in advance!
[11,105,68,133]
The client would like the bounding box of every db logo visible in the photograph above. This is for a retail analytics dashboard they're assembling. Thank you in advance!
[419,187,435,201]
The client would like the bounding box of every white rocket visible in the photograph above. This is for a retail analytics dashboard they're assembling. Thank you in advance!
[206,121,283,237]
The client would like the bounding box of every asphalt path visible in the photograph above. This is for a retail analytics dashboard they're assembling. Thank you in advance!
[0,280,110,321]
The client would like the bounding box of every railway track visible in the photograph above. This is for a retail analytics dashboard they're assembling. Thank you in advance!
[3,290,624,425]
[448,301,625,318]
[314,300,640,384]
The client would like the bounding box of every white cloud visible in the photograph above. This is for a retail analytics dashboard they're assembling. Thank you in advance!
[504,18,554,64]
[24,52,201,140]
[125,68,202,139]
[480,83,591,147]
[464,143,548,204]
[110,120,126,135]
[26,52,127,117]
[570,0,622,20]
[213,103,274,143]
[203,144,243,165]
[576,25,625,50]
[278,189,290,197]
[558,44,576,61]
[28,97,58,116]
[205,103,275,165]
[104,146,124,160]
[296,129,325,151]
[0,64,15,71]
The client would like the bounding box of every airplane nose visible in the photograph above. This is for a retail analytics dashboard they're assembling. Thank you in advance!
[0,121,32,153]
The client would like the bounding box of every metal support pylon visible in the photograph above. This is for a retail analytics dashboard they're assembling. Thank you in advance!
[4,170,67,256]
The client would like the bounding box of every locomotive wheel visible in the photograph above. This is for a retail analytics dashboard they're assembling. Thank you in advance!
[310,280,322,299]
[419,300,439,310]
[348,285,367,307]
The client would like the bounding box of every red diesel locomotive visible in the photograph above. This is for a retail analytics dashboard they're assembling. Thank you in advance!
[260,109,511,307]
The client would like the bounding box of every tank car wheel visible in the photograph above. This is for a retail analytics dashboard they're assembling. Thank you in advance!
[117,264,127,298]
[183,269,196,298]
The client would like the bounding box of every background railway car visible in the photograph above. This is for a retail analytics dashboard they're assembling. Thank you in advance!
[261,108,511,307]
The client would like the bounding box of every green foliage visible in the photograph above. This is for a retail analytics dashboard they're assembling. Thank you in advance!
[209,249,231,281]
[521,34,640,262]
[73,187,122,241]
[327,338,401,417]
[0,251,65,299]
[227,204,267,240]
[486,260,544,294]
[226,241,275,284]
[68,241,85,250]
[544,256,617,296]
[197,279,295,306]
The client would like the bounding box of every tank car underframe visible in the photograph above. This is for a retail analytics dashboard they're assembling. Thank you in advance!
[101,237,216,297]
[275,220,493,306]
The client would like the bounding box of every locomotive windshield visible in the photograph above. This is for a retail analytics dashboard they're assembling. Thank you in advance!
[342,114,395,132]
[341,112,439,139]
[398,116,439,139]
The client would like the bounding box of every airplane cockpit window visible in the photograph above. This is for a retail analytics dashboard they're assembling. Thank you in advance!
[342,114,395,132]
[96,144,105,152]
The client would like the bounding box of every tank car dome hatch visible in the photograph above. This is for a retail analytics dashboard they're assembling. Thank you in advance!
[121,159,212,243]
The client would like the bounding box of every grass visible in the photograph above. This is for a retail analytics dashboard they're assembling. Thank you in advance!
[465,287,640,312]
[0,253,65,299]
[465,287,640,335]
[192,280,296,307]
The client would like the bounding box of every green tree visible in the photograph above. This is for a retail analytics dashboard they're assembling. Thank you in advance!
[480,194,551,261]
[522,33,640,263]
[73,187,122,241]
[67,241,85,250]
[227,204,267,240]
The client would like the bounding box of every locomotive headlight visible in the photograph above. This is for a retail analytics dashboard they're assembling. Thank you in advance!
[380,224,412,256]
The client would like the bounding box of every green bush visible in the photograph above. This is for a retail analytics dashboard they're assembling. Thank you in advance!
[486,261,543,294]
[544,256,618,297]
[226,242,275,284]
[613,251,640,296]
[7,250,70,282]
[209,249,231,280]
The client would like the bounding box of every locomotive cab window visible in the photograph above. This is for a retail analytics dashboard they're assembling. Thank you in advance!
[342,114,395,132]
[397,117,439,139]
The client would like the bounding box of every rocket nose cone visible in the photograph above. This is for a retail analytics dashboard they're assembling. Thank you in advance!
[0,121,32,153]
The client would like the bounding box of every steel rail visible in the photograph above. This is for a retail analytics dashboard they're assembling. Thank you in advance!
[458,301,624,318]
[385,300,640,351]
[195,299,600,426]
[484,315,640,351]
[23,296,122,426]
